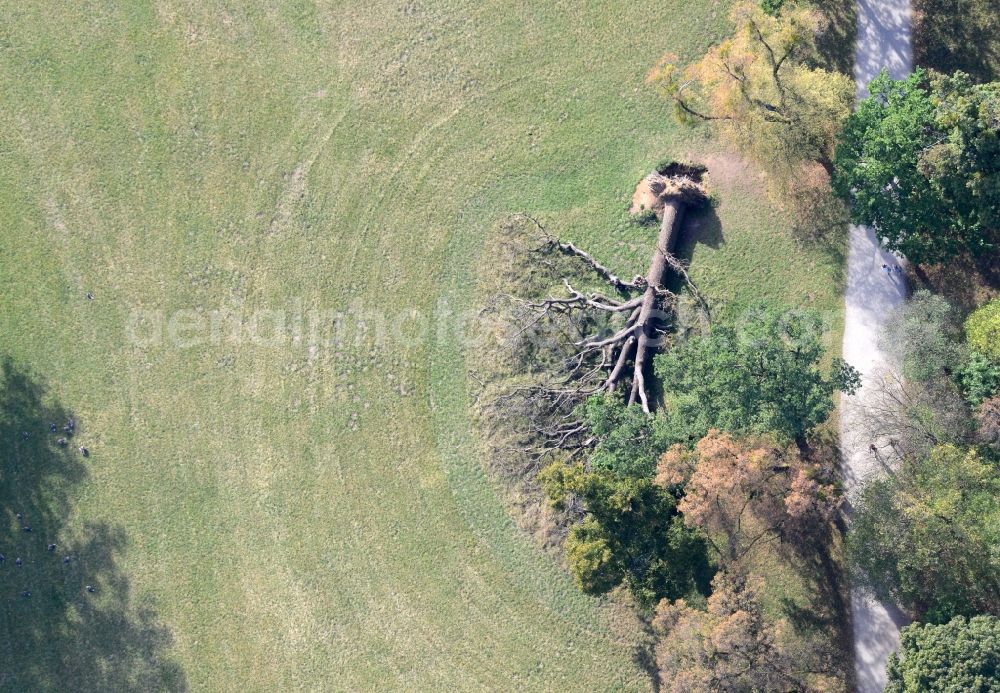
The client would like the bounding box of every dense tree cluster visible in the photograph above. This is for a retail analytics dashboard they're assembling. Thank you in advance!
[850,287,1000,686]
[530,303,853,646]
[887,616,1000,692]
[580,395,672,478]
[652,572,809,692]
[531,302,854,689]
[977,396,1000,452]
[640,10,1000,687]
[849,445,1000,622]
[882,290,964,383]
[963,300,1000,457]
[862,290,1000,463]
[966,299,1000,361]
[833,70,1000,264]
[655,303,859,446]
[538,461,711,606]
[656,431,839,565]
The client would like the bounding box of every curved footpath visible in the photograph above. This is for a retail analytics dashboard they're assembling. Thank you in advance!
[840,0,913,690]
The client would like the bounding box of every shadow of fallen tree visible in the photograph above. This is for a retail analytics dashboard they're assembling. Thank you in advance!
[0,357,186,691]
[663,198,725,299]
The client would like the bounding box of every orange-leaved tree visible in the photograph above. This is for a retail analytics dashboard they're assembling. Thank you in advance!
[656,430,839,566]
[652,572,810,692]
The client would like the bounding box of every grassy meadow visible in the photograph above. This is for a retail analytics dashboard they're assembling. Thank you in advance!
[0,1,847,690]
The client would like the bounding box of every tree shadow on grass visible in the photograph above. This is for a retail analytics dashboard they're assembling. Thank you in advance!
[812,0,857,75]
[910,252,1000,317]
[798,222,849,289]
[681,200,724,252]
[663,200,724,298]
[913,0,1000,83]
[631,631,661,693]
[0,357,186,691]
[775,526,854,683]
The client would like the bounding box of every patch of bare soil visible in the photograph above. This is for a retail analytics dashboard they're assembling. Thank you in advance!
[690,151,756,192]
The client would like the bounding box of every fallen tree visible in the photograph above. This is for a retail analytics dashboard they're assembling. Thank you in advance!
[477,163,709,463]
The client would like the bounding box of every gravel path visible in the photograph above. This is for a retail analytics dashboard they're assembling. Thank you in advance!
[841,0,913,690]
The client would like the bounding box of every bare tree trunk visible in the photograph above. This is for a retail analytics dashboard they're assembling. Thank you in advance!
[628,199,686,412]
[479,165,709,458]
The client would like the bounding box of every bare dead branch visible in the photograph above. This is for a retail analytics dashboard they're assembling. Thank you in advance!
[481,172,709,460]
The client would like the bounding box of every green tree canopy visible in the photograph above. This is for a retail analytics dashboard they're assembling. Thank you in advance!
[848,445,1000,622]
[579,394,671,478]
[539,461,712,606]
[886,615,1000,692]
[654,304,859,445]
[881,290,997,412]
[958,351,1000,408]
[966,299,1000,361]
[884,290,964,382]
[833,69,1000,264]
